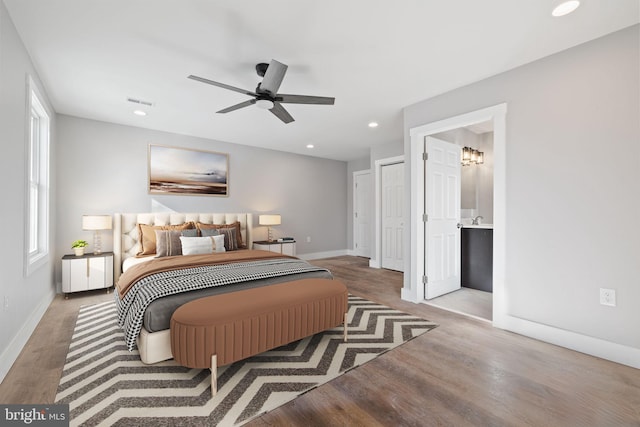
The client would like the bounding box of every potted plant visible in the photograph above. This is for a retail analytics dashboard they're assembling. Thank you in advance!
[71,240,88,256]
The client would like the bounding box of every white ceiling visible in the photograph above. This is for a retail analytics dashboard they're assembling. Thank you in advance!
[5,1,638,161]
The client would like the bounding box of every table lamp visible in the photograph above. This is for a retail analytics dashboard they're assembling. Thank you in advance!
[82,215,112,254]
[259,214,281,242]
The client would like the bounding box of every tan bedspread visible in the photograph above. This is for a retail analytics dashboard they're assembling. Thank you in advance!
[117,250,294,298]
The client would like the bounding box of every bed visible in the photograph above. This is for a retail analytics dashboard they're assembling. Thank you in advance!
[113,212,333,364]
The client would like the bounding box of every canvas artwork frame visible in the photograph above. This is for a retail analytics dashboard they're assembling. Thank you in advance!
[148,145,229,196]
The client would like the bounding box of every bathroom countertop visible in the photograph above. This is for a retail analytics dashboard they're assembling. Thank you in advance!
[463,224,493,229]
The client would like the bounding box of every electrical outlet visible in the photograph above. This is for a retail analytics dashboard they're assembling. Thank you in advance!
[306,236,311,243]
[599,288,616,307]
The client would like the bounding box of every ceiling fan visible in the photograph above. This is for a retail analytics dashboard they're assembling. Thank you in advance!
[188,59,335,124]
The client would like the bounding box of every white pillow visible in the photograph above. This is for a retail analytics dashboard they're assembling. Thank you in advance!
[179,236,226,255]
[211,235,226,253]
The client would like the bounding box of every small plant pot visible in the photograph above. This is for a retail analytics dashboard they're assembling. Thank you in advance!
[74,247,85,256]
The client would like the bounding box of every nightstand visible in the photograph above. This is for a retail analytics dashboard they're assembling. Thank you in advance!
[62,252,114,297]
[253,240,296,256]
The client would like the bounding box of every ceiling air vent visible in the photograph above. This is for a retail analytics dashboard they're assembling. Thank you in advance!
[127,97,154,107]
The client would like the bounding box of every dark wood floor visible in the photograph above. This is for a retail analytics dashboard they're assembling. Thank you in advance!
[1,256,638,426]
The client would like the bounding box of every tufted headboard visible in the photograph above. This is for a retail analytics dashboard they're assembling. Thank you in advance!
[113,212,253,282]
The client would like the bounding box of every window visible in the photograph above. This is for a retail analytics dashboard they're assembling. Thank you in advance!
[25,76,50,276]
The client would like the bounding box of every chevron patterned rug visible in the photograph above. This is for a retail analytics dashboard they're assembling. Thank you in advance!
[56,295,437,426]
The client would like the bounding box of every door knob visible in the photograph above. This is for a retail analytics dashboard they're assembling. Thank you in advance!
[456,223,463,229]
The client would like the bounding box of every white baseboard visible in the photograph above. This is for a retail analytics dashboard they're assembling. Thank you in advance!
[298,249,349,261]
[369,259,380,268]
[497,314,640,369]
[0,289,56,383]
[401,287,416,302]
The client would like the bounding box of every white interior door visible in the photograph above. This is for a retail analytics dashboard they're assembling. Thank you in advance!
[353,171,371,257]
[424,137,461,299]
[381,162,404,271]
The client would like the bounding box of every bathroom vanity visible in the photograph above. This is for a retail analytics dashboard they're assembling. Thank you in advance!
[461,225,493,292]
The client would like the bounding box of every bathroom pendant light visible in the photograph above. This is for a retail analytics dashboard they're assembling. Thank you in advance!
[462,147,472,162]
[460,146,484,166]
[470,150,479,163]
[551,0,580,17]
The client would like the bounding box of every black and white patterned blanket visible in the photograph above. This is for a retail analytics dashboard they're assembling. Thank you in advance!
[116,258,328,351]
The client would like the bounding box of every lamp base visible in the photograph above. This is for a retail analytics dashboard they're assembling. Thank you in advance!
[93,230,102,254]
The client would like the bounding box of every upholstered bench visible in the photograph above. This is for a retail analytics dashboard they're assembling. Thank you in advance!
[170,278,349,396]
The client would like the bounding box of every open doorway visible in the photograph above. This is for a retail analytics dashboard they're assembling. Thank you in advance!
[425,122,494,321]
[404,103,506,327]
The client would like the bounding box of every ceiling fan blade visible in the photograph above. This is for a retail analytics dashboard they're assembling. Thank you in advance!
[217,99,256,114]
[188,75,256,97]
[260,60,288,95]
[277,94,335,105]
[270,102,294,124]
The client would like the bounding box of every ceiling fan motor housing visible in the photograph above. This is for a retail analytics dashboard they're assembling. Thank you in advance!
[255,83,275,97]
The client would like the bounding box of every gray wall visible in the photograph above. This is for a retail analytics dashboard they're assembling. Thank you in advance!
[404,25,640,349]
[477,132,494,223]
[370,140,404,165]
[55,115,348,286]
[0,0,57,380]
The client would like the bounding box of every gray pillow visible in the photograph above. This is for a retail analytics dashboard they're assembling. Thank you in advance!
[181,229,198,237]
[216,227,238,251]
[199,228,220,237]
[155,230,183,257]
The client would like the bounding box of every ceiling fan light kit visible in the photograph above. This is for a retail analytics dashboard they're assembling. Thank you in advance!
[188,59,335,124]
[255,99,274,110]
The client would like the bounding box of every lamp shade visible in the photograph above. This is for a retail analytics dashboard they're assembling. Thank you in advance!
[82,215,112,230]
[259,214,281,226]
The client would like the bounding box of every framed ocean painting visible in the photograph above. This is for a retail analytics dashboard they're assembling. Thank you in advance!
[148,145,229,196]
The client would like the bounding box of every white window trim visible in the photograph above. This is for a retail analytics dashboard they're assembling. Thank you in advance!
[24,75,51,276]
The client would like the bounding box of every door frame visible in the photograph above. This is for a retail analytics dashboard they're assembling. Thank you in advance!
[370,155,404,269]
[404,103,507,328]
[352,169,371,257]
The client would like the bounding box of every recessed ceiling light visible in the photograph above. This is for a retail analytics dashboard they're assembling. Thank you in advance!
[368,122,379,128]
[306,144,314,149]
[551,0,580,17]
[133,110,147,116]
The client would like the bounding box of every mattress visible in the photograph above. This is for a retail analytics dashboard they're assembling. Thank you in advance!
[142,269,333,332]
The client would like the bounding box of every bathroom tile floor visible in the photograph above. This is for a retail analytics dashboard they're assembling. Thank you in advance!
[425,287,492,321]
